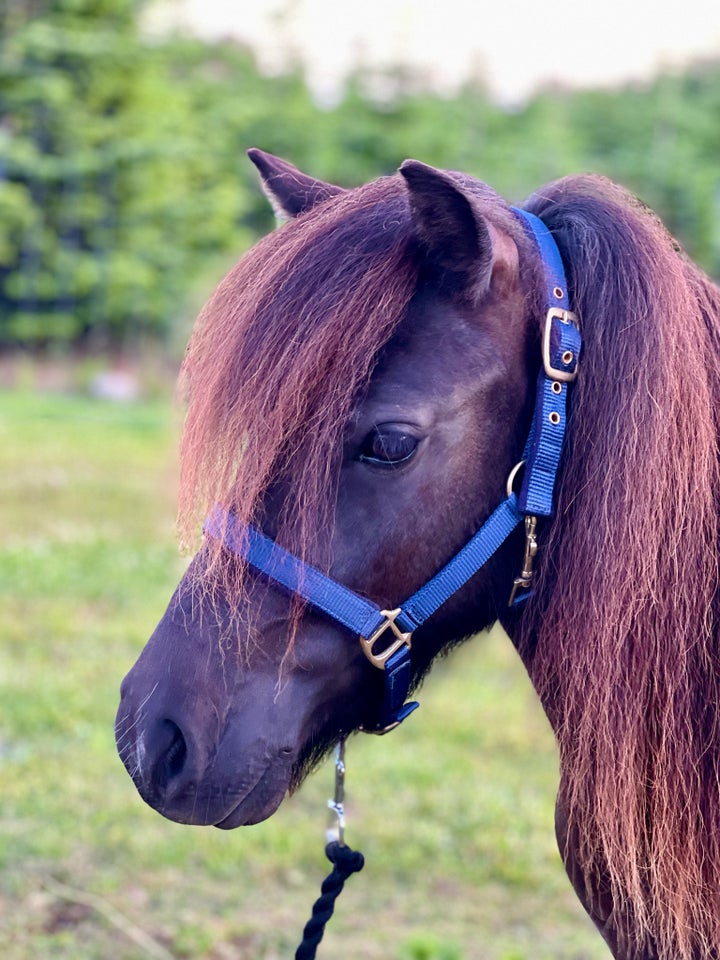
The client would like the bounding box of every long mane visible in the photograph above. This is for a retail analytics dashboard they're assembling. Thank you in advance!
[178,176,420,590]
[520,175,720,958]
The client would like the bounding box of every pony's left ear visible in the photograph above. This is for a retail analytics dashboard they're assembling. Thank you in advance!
[248,149,346,221]
[400,159,515,303]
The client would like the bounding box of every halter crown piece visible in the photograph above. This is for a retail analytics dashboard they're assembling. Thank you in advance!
[204,208,581,733]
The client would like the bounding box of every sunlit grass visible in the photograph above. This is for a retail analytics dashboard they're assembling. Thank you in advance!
[0,389,609,959]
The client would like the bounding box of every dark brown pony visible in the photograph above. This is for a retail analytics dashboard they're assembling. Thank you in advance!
[116,150,720,960]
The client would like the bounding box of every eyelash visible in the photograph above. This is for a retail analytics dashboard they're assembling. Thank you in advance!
[358,427,419,467]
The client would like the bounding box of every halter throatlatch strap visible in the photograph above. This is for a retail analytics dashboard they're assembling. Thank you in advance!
[203,206,580,731]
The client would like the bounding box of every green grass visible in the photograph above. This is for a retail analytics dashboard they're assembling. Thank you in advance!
[0,389,610,959]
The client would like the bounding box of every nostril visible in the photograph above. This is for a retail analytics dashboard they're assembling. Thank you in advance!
[152,720,188,791]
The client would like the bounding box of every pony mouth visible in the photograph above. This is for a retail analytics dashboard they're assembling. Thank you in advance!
[212,730,339,829]
[213,763,292,829]
[123,730,297,829]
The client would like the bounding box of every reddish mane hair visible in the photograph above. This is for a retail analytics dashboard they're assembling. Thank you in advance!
[521,176,720,959]
[179,177,421,585]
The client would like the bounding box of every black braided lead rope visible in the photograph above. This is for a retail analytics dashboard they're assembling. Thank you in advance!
[294,840,365,960]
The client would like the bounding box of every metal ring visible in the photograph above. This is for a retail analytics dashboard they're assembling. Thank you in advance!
[506,460,526,498]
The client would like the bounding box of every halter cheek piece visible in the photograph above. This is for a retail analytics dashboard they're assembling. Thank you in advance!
[204,209,581,734]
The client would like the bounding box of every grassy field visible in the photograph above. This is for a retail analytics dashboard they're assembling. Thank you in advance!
[0,388,609,960]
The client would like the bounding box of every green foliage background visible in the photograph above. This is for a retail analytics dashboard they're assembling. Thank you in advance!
[1,0,719,350]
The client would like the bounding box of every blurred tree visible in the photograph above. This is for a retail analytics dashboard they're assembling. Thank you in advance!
[0,0,254,349]
[566,65,720,276]
[1,0,139,345]
[1,0,718,352]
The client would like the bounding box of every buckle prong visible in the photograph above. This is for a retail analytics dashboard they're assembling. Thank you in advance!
[359,608,412,670]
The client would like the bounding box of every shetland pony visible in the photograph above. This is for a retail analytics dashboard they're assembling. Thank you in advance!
[116,150,720,959]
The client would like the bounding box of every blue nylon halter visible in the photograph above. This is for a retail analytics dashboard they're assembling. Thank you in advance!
[203,207,581,733]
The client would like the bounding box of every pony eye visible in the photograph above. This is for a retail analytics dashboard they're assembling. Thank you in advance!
[358,427,419,467]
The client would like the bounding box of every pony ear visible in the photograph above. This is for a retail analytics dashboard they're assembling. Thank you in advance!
[247,148,346,221]
[400,159,508,303]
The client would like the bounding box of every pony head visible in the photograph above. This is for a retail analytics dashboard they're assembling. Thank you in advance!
[116,151,539,827]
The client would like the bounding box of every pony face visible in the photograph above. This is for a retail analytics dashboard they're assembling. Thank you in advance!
[115,154,537,828]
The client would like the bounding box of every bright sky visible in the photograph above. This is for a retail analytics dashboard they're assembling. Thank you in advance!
[149,0,720,104]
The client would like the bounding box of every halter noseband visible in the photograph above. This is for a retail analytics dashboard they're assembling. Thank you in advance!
[204,209,581,733]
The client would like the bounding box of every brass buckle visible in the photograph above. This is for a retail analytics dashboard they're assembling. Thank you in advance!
[543,308,579,383]
[359,608,412,670]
